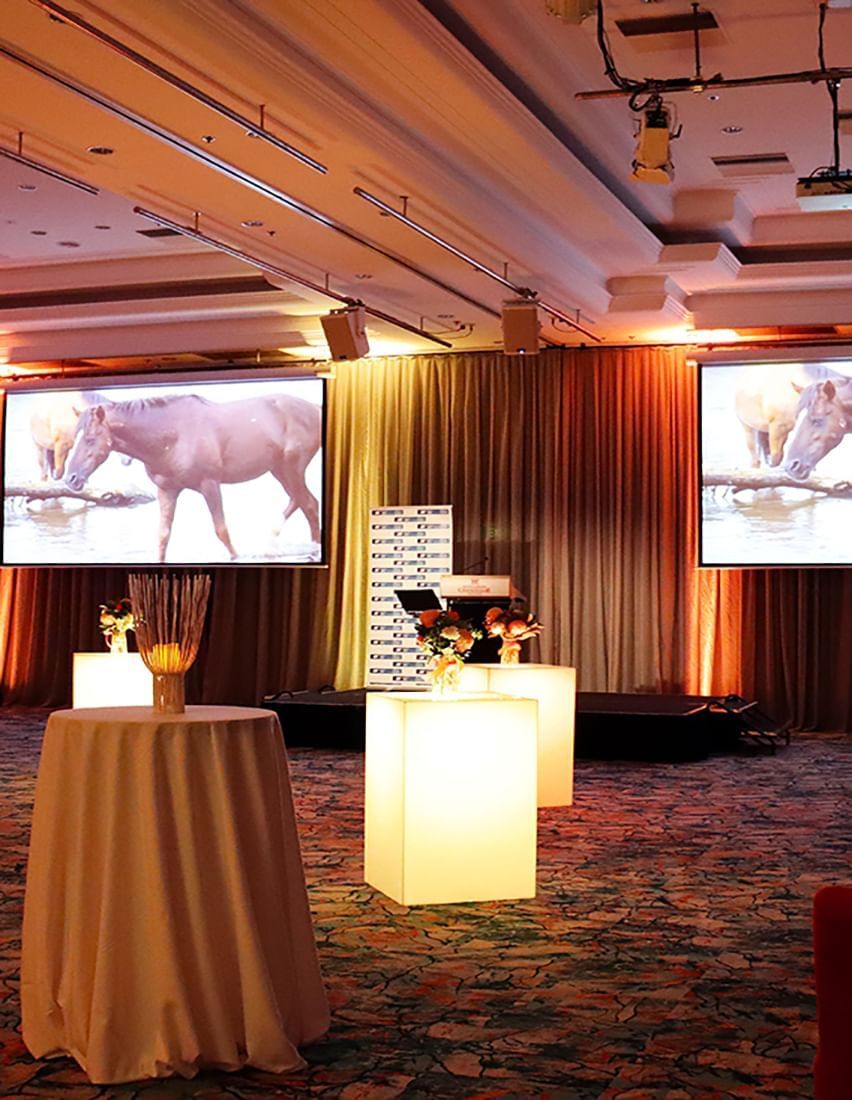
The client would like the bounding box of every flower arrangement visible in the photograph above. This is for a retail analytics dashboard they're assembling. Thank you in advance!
[484,602,542,664]
[415,608,481,693]
[98,597,136,654]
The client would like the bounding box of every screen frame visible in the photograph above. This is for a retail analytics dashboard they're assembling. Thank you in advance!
[1,367,328,569]
[697,350,852,570]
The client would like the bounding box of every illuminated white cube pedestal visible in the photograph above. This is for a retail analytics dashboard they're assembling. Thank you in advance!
[461,663,577,807]
[365,692,538,906]
[72,652,154,708]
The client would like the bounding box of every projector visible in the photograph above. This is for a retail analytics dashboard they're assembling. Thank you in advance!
[796,171,852,211]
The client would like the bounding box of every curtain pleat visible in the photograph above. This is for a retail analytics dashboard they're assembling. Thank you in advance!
[1,347,849,729]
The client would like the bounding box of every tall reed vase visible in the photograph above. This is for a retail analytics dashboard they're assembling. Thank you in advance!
[128,573,211,715]
[153,673,185,714]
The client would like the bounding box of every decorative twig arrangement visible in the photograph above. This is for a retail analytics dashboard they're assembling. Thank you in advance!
[128,573,211,712]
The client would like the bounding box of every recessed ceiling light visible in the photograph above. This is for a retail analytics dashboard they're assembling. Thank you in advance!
[707,93,721,102]
[94,224,111,230]
[721,125,743,134]
[18,183,37,192]
[241,219,264,227]
[30,229,47,236]
[201,134,216,144]
[58,240,80,247]
[354,273,373,280]
[87,145,114,156]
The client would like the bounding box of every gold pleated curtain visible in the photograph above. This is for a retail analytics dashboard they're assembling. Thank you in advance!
[0,347,847,729]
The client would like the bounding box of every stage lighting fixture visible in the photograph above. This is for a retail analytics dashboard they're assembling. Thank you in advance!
[501,300,541,355]
[320,305,369,360]
[631,99,676,185]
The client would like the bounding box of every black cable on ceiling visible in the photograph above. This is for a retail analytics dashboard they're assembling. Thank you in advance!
[818,2,842,175]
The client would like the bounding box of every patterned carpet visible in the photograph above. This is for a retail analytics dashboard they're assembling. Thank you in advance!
[1,709,850,1099]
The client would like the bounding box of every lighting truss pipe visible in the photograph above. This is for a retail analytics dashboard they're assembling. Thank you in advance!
[0,40,500,324]
[353,187,600,341]
[0,144,98,194]
[132,206,453,349]
[29,0,326,174]
[576,66,852,100]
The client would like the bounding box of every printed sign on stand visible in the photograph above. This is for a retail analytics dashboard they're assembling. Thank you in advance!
[366,505,453,687]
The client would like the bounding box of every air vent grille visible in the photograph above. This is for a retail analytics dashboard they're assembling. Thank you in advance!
[136,227,182,239]
[712,153,793,178]
[615,11,718,36]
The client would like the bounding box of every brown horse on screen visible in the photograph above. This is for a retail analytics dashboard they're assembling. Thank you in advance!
[734,363,836,468]
[30,395,85,481]
[64,393,321,561]
[785,376,852,481]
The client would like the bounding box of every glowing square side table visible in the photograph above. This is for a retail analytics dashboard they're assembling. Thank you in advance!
[365,692,538,906]
[72,652,154,708]
[461,664,576,807]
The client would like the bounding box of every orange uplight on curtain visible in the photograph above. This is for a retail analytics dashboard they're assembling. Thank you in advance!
[678,360,745,699]
[686,568,744,697]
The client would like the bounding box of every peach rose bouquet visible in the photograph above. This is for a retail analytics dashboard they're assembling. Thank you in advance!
[484,603,542,664]
[415,608,481,693]
[98,596,136,654]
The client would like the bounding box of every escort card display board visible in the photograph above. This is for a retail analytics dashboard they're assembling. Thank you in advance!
[366,505,453,687]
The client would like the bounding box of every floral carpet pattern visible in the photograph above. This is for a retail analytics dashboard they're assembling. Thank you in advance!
[1,708,850,1099]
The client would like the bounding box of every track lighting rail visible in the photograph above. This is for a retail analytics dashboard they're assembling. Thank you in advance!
[353,188,600,341]
[0,39,503,323]
[132,206,453,350]
[29,0,327,174]
[576,66,852,100]
[0,133,98,194]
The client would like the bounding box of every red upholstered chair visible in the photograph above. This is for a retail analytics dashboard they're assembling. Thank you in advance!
[814,885,852,1099]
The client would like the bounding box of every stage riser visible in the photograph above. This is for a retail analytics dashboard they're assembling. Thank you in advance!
[265,691,743,761]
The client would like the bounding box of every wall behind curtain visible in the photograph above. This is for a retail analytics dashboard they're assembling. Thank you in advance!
[0,347,847,728]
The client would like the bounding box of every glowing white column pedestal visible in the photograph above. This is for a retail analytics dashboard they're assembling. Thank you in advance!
[461,664,577,807]
[365,692,538,906]
[72,653,154,708]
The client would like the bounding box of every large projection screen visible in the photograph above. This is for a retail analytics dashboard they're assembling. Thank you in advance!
[2,373,325,567]
[700,357,852,567]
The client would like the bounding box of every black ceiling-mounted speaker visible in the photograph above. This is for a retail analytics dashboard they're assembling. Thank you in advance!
[320,305,369,360]
[501,300,541,355]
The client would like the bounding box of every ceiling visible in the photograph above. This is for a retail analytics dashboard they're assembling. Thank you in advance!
[2,0,852,371]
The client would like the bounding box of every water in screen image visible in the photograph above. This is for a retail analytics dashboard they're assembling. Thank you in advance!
[3,378,324,566]
[700,363,852,566]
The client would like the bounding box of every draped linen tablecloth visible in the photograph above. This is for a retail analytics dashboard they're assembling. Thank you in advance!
[21,706,329,1084]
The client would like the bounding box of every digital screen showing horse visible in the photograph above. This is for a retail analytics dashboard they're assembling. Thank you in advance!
[700,358,852,567]
[2,375,325,566]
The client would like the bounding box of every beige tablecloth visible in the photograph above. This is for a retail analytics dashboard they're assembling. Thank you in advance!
[21,706,329,1084]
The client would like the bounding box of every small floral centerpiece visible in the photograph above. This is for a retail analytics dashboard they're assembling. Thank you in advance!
[415,608,481,694]
[484,602,542,664]
[98,597,136,655]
